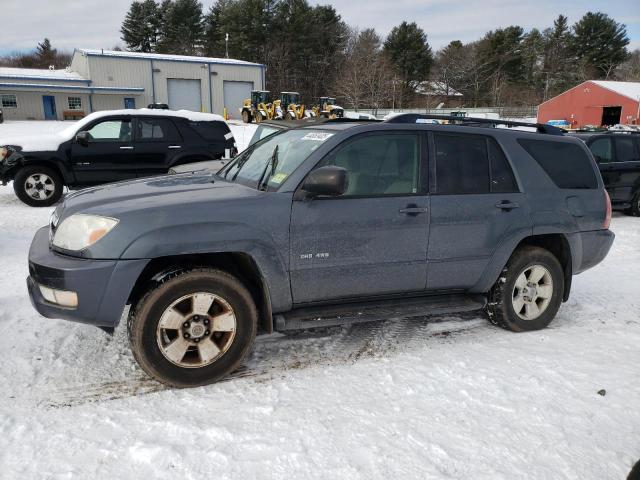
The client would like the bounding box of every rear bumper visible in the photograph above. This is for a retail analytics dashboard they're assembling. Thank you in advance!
[572,229,615,274]
[27,226,148,328]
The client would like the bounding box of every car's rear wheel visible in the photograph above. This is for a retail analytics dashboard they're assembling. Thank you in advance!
[487,246,564,331]
[128,268,257,387]
[13,165,63,207]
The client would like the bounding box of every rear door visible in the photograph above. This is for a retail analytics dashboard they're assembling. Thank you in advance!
[427,133,530,290]
[133,116,183,177]
[612,136,640,204]
[289,132,430,304]
[70,116,135,183]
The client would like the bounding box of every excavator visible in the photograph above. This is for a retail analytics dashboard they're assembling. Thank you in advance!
[240,90,271,123]
[312,97,344,119]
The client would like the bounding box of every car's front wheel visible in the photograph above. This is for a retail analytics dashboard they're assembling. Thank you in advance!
[487,246,564,331]
[128,268,257,387]
[13,165,63,207]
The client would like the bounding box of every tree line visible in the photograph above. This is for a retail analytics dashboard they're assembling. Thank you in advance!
[1,1,637,110]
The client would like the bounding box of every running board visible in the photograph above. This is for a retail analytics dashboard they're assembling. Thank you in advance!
[274,294,487,332]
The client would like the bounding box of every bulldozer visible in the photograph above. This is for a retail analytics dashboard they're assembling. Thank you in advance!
[240,90,271,123]
[313,97,344,119]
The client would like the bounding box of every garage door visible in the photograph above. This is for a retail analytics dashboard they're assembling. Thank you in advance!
[223,81,253,119]
[167,78,202,112]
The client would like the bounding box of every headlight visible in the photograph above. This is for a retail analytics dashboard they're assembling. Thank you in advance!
[52,214,118,251]
[0,147,7,162]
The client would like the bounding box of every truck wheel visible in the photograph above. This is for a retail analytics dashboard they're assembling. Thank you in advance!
[13,165,63,207]
[242,110,251,123]
[487,246,564,332]
[128,268,257,387]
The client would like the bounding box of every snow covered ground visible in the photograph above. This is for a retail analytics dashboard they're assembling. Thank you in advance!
[0,120,639,478]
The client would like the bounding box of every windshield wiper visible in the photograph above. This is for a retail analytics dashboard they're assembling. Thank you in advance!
[257,145,279,191]
[225,146,254,181]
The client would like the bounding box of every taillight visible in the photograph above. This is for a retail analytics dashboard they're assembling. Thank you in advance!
[603,190,612,229]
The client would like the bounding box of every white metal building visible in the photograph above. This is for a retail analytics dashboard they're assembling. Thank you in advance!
[0,49,265,121]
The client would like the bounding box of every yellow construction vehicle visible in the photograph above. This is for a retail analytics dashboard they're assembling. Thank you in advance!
[313,97,344,119]
[280,92,311,120]
[240,90,271,123]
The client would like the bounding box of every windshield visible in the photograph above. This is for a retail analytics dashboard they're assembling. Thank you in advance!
[220,128,334,190]
[248,124,282,147]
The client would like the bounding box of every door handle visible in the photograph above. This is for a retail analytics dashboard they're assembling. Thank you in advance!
[399,206,428,216]
[120,146,134,150]
[495,200,519,210]
[168,145,182,149]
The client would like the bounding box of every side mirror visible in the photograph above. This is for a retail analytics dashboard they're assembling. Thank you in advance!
[302,166,348,197]
[75,131,90,146]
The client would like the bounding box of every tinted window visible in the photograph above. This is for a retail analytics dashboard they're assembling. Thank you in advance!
[190,121,232,142]
[589,138,613,163]
[615,137,638,162]
[136,118,180,142]
[518,139,598,189]
[435,134,489,194]
[324,134,420,196]
[87,119,131,142]
[489,139,518,193]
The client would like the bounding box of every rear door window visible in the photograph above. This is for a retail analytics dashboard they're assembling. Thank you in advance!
[518,138,598,189]
[614,137,638,162]
[589,137,613,163]
[190,121,232,142]
[435,134,489,194]
[135,118,180,142]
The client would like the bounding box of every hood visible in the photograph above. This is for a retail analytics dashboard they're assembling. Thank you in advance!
[58,172,262,218]
[0,133,64,152]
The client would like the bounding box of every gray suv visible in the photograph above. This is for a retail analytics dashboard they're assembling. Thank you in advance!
[27,115,614,387]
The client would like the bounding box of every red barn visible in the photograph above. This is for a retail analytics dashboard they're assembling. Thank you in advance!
[537,80,640,128]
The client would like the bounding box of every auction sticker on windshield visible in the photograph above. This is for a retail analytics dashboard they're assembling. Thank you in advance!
[301,132,334,141]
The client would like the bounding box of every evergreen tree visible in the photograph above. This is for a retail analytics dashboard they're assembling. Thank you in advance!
[542,15,575,99]
[36,38,57,67]
[571,12,629,79]
[157,0,204,55]
[121,0,160,52]
[383,22,433,107]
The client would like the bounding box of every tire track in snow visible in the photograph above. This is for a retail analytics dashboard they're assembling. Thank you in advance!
[38,314,488,408]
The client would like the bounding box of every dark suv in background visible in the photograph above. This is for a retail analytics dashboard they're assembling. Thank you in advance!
[571,131,640,216]
[26,115,614,387]
[0,109,236,206]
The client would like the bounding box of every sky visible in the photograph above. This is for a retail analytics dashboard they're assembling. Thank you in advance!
[0,0,638,56]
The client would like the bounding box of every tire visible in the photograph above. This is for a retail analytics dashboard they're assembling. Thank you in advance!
[628,191,640,217]
[242,110,251,123]
[128,268,257,388]
[487,246,564,332]
[13,165,63,207]
[254,111,262,124]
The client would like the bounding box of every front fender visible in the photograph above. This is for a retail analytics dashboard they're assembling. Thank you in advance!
[119,222,292,312]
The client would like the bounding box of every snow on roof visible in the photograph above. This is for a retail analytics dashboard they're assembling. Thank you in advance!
[591,81,640,102]
[77,49,263,67]
[0,66,87,82]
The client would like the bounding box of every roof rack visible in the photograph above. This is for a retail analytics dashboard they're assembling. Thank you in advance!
[324,117,382,123]
[384,113,565,135]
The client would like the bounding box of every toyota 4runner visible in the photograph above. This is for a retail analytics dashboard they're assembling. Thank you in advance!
[26,115,614,387]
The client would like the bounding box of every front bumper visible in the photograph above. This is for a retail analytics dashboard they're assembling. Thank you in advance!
[27,226,148,328]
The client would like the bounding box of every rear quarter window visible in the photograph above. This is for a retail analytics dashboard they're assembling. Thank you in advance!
[190,121,233,142]
[518,138,598,189]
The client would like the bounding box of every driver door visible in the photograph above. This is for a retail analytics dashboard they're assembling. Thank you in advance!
[289,132,430,304]
[71,117,135,184]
